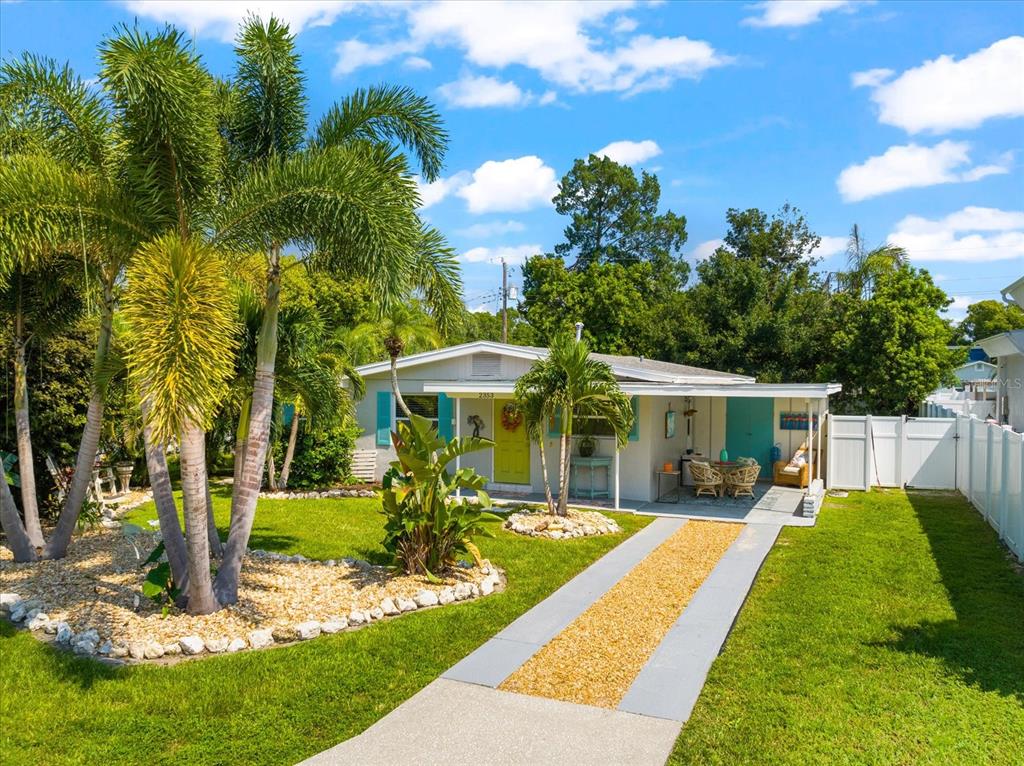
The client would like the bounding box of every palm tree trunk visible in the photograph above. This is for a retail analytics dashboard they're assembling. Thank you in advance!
[232,397,249,491]
[43,286,114,559]
[13,333,44,548]
[391,355,411,418]
[205,482,221,557]
[556,410,572,516]
[179,424,219,615]
[537,437,555,515]
[140,400,189,589]
[266,450,277,490]
[214,252,280,605]
[1,471,37,562]
[278,413,299,489]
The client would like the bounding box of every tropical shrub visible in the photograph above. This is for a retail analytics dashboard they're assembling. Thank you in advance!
[381,414,502,579]
[288,421,361,489]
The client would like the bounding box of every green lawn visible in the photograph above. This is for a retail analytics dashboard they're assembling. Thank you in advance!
[671,489,1024,765]
[0,487,650,766]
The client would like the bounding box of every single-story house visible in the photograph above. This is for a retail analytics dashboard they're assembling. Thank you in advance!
[976,328,1024,432]
[353,341,840,507]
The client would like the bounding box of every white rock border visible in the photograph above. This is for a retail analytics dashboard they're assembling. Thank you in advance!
[0,560,504,664]
[504,508,621,540]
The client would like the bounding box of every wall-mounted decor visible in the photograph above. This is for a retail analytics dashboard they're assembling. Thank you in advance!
[665,408,676,439]
[780,412,820,430]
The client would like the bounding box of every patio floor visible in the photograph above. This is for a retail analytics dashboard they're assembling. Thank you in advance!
[485,482,813,527]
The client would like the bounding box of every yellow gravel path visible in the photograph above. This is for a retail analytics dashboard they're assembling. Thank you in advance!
[500,520,741,709]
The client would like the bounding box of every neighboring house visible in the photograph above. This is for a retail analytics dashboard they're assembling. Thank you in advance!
[353,341,840,507]
[976,329,1024,432]
[972,276,1024,432]
[922,359,998,420]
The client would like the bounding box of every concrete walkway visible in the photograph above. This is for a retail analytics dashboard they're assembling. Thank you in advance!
[302,518,781,766]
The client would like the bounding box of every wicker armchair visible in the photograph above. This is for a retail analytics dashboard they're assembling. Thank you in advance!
[725,463,760,498]
[689,461,723,498]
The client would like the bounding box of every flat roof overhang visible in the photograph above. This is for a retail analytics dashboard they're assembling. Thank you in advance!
[422,381,842,399]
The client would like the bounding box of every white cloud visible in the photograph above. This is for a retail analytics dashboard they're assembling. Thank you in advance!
[403,56,432,70]
[438,75,531,108]
[691,239,724,260]
[414,171,470,210]
[120,1,351,42]
[856,36,1024,134]
[810,236,848,259]
[457,156,559,214]
[596,139,662,165]
[332,2,731,95]
[461,244,544,265]
[742,1,857,28]
[613,16,639,34]
[837,141,1012,202]
[850,67,893,88]
[539,90,559,105]
[455,220,527,238]
[888,206,1024,262]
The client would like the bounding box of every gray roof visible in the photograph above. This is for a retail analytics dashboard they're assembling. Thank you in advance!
[589,352,749,381]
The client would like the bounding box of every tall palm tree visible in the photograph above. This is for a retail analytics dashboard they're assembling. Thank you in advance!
[212,18,452,605]
[517,334,633,516]
[1,260,82,548]
[350,301,442,418]
[512,389,556,515]
[844,224,909,298]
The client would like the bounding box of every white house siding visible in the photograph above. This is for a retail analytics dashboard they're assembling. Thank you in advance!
[1002,354,1024,431]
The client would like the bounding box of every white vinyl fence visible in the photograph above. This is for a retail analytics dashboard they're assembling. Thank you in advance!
[827,413,1023,560]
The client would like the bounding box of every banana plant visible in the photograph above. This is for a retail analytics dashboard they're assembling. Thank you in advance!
[381,413,502,580]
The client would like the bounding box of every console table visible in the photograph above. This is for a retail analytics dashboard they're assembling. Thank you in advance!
[569,456,612,499]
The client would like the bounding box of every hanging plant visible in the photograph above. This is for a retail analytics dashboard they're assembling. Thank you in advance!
[501,402,523,431]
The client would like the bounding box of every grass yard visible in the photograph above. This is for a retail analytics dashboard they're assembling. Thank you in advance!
[0,487,650,766]
[671,490,1024,765]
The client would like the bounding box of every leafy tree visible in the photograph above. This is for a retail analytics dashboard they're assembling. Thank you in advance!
[822,265,957,415]
[450,307,535,346]
[957,299,1024,343]
[682,206,829,381]
[553,154,688,278]
[515,333,633,516]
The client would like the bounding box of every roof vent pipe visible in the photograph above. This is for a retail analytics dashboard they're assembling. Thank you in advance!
[575,321,583,342]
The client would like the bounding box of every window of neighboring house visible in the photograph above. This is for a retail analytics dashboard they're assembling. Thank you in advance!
[396,394,439,426]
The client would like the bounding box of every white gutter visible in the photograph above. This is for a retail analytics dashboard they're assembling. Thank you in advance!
[1002,275,1024,308]
[424,381,842,399]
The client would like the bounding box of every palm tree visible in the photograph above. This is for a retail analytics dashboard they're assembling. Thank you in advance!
[512,389,556,515]
[844,224,909,298]
[350,301,442,418]
[122,233,236,614]
[1,260,82,548]
[517,333,633,516]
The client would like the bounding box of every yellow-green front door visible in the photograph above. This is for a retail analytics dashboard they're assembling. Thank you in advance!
[493,399,530,484]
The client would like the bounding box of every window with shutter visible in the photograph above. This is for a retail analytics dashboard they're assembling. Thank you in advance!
[471,352,502,379]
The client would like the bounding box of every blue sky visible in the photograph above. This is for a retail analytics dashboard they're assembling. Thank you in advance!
[2,1,1022,319]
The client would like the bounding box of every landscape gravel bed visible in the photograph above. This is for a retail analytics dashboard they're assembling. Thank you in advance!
[503,507,621,539]
[0,527,502,663]
[500,520,740,708]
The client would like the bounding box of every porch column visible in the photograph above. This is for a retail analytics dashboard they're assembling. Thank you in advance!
[455,396,462,499]
[815,399,823,481]
[613,447,620,510]
[806,398,814,487]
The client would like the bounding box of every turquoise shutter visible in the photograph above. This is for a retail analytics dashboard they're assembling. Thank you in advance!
[437,393,453,440]
[548,405,562,438]
[628,396,640,441]
[376,391,392,446]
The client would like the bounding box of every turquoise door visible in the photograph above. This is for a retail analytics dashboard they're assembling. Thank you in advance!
[726,398,774,478]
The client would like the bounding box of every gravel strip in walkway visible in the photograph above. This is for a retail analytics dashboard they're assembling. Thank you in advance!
[499,520,741,709]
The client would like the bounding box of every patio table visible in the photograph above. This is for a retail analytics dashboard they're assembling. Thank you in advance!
[569,456,612,499]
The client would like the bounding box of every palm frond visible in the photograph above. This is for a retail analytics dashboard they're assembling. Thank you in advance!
[413,224,464,339]
[122,232,238,443]
[228,14,307,166]
[314,84,447,181]
[0,53,111,171]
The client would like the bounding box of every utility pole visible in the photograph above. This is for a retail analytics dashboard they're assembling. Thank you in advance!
[501,258,508,344]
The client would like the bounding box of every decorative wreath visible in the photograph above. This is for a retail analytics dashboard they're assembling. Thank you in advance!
[500,402,523,431]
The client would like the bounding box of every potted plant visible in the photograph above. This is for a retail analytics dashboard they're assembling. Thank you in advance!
[578,434,598,457]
